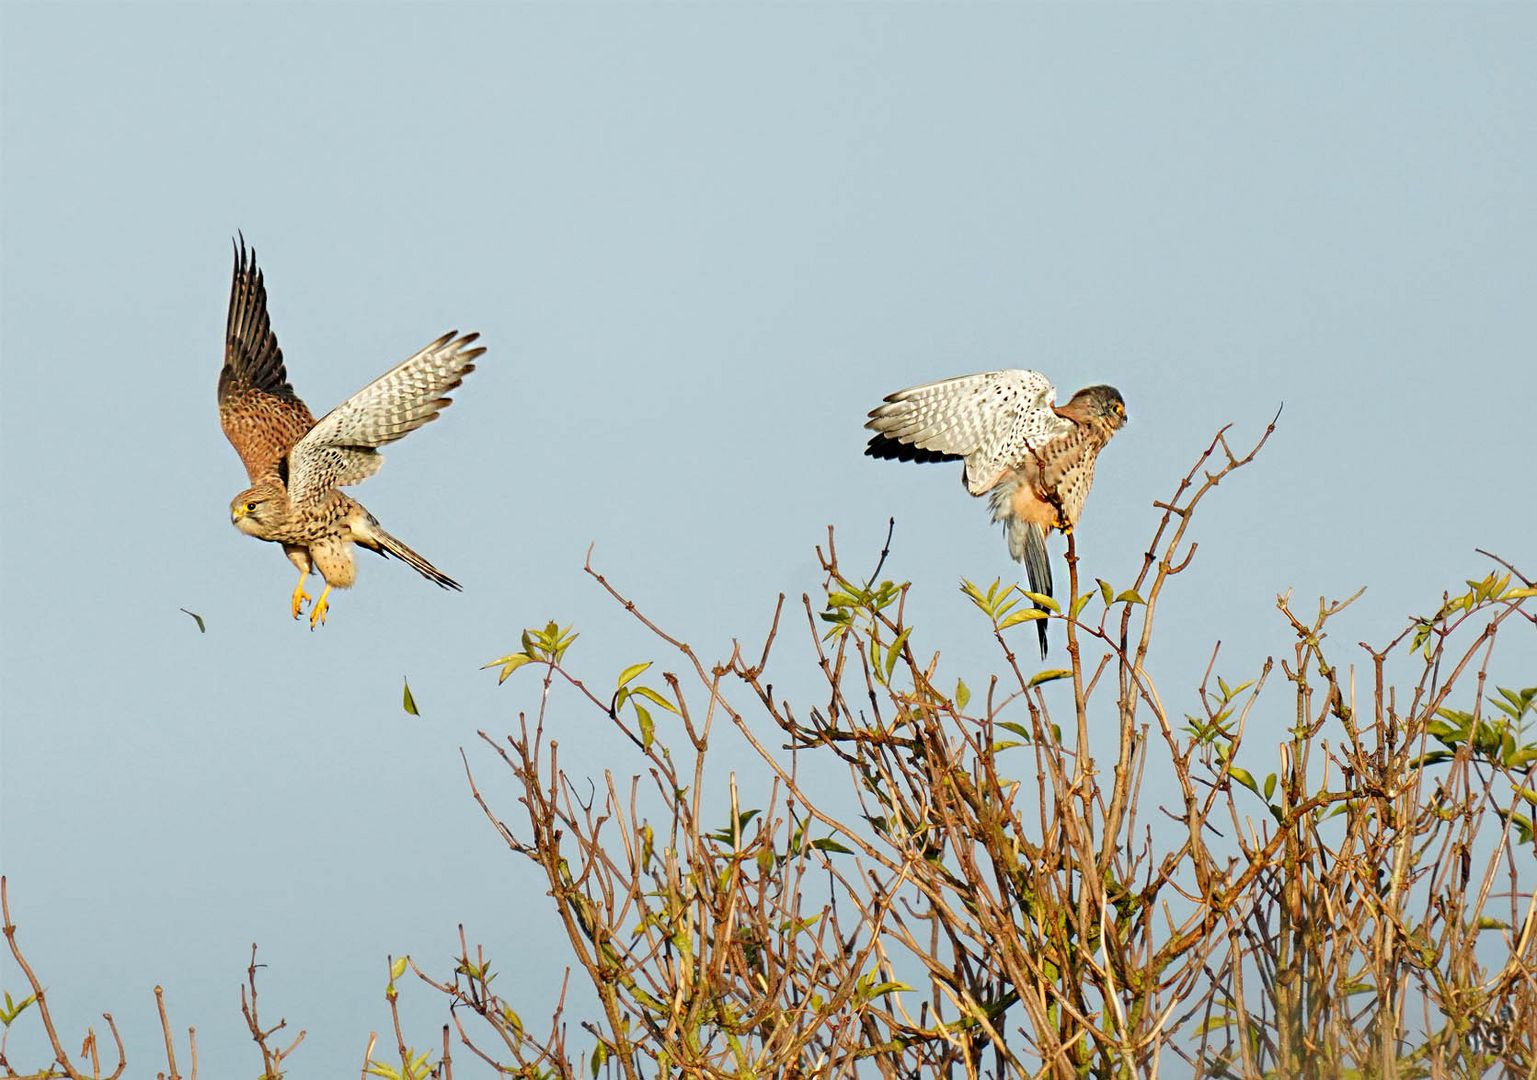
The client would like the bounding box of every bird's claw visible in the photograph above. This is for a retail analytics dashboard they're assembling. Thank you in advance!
[308,593,331,630]
[290,584,312,620]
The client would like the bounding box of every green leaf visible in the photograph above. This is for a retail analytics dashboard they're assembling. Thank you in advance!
[1070,591,1094,619]
[1027,669,1072,688]
[1097,578,1115,606]
[631,685,680,714]
[179,608,206,633]
[617,661,652,688]
[1214,677,1256,701]
[1502,811,1534,844]
[1263,773,1277,801]
[636,705,655,748]
[401,678,420,716]
[1228,766,1258,795]
[1494,686,1537,720]
[954,679,971,712]
[998,609,1047,629]
[391,955,409,981]
[1195,1013,1237,1035]
[1477,573,1510,600]
[482,652,535,684]
[1113,589,1146,605]
[498,655,534,683]
[858,979,913,1000]
[1505,586,1537,600]
[884,627,913,680]
[1021,591,1061,614]
[0,992,36,1025]
[810,837,854,855]
[961,578,1010,618]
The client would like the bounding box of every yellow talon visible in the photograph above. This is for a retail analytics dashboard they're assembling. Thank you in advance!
[290,577,312,620]
[309,586,333,630]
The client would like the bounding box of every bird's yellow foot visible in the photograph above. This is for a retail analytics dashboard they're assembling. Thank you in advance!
[290,579,312,620]
[308,586,332,631]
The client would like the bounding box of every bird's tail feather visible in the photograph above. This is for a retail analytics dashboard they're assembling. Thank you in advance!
[991,482,1053,658]
[364,525,462,591]
[1020,523,1052,659]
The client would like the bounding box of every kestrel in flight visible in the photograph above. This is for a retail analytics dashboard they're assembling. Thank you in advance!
[865,371,1127,656]
[219,237,484,628]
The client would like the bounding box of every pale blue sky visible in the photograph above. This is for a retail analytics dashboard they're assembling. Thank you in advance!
[2,3,1534,1075]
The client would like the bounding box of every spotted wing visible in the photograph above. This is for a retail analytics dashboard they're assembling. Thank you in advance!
[285,331,484,505]
[864,369,1071,495]
[218,237,316,482]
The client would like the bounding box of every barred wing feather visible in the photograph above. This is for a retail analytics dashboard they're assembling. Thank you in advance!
[286,331,484,505]
[864,369,1069,495]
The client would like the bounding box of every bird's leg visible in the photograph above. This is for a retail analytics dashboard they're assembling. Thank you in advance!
[309,585,333,630]
[290,572,312,619]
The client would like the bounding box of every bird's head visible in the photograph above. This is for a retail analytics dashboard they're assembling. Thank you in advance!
[1061,385,1127,432]
[230,482,286,536]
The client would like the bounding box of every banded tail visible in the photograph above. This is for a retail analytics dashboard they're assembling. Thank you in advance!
[359,521,461,591]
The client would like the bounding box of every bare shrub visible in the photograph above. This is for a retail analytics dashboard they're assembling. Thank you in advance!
[4,419,1532,1079]
[435,418,1535,1077]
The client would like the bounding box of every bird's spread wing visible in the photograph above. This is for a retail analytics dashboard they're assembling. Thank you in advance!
[864,370,1071,495]
[285,331,484,505]
[218,237,316,482]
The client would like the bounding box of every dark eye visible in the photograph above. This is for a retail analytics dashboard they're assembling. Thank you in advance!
[246,501,258,512]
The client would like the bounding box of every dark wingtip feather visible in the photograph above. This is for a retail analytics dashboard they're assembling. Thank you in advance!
[864,435,961,464]
[220,233,293,408]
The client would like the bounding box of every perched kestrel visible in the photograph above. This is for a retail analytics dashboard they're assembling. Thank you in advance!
[219,237,484,628]
[865,371,1127,656]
